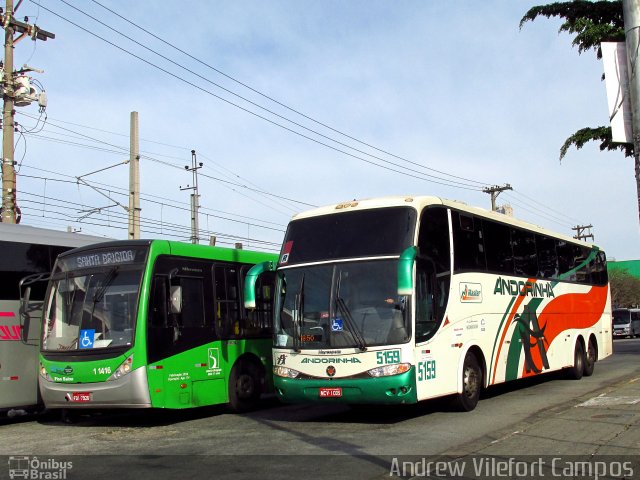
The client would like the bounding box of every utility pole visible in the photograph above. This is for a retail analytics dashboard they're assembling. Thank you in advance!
[622,0,640,225]
[482,184,512,211]
[128,111,140,239]
[1,0,54,223]
[180,150,202,244]
[572,224,595,242]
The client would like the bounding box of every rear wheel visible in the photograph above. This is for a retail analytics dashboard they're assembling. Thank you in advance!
[565,341,585,380]
[452,352,482,412]
[228,361,262,413]
[583,337,597,377]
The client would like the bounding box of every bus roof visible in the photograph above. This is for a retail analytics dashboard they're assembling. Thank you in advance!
[289,195,600,250]
[0,222,110,247]
[56,238,278,263]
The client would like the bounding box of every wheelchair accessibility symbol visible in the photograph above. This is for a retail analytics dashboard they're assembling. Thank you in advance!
[79,329,95,349]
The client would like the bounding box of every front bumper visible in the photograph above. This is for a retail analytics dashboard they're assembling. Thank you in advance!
[40,366,151,409]
[274,367,417,404]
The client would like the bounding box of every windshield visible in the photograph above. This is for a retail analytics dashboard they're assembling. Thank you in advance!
[613,310,631,325]
[274,260,410,350]
[42,267,143,352]
[280,206,416,266]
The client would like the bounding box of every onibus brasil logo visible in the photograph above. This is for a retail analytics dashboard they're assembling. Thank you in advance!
[8,456,73,479]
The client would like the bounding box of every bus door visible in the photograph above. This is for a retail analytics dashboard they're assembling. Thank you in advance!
[147,258,225,409]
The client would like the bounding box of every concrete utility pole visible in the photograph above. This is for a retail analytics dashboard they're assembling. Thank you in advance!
[180,150,202,244]
[482,184,512,211]
[1,0,54,223]
[128,111,140,239]
[572,224,595,242]
[623,0,640,225]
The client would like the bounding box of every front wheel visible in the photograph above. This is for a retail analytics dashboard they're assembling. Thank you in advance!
[452,352,482,412]
[228,361,262,413]
[565,341,585,380]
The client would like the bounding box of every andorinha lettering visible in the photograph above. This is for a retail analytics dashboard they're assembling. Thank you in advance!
[493,277,555,298]
[301,357,361,364]
[75,250,136,269]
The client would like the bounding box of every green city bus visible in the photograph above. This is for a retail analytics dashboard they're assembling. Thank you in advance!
[37,240,277,412]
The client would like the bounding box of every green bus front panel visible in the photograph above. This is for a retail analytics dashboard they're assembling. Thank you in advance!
[274,367,417,405]
[147,339,272,409]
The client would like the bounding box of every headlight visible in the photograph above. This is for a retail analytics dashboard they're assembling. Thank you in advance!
[368,363,411,377]
[107,354,134,381]
[273,366,300,378]
[39,364,51,381]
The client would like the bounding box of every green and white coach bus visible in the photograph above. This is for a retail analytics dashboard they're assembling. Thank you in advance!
[245,196,612,411]
[38,240,277,412]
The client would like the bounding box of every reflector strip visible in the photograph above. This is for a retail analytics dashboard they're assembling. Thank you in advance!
[149,365,163,370]
[2,376,19,380]
[195,363,207,367]
[0,312,15,317]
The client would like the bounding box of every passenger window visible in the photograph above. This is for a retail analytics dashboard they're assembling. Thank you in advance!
[511,228,537,277]
[536,235,558,279]
[484,220,513,274]
[452,211,486,272]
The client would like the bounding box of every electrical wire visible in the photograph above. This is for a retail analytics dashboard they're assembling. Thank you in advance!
[41,1,490,191]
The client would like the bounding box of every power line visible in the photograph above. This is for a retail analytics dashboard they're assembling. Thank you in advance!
[41,1,490,191]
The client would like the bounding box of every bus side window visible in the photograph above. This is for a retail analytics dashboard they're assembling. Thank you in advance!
[451,211,486,272]
[243,268,275,337]
[150,276,168,327]
[214,265,240,339]
[536,234,558,279]
[415,258,437,342]
[511,228,537,277]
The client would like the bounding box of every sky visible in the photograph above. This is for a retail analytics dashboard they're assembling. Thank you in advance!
[9,0,640,260]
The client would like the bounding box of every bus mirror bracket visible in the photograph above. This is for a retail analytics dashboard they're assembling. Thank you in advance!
[244,260,275,309]
[398,246,418,296]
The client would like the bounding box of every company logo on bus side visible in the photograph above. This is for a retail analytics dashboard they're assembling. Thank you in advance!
[493,277,555,298]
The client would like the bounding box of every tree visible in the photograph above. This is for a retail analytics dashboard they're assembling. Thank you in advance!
[521,1,640,223]
[608,268,640,307]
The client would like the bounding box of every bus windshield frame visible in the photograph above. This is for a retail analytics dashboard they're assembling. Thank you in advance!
[274,259,412,350]
[41,245,148,355]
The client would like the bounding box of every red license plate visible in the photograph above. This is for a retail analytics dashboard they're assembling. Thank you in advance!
[71,392,91,402]
[319,387,342,398]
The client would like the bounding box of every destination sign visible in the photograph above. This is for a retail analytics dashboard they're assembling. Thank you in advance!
[57,246,147,272]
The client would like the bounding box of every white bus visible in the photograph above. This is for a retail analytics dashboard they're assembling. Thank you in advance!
[245,196,613,411]
[0,223,107,414]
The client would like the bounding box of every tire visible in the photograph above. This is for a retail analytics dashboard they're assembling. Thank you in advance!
[565,341,585,380]
[452,352,482,412]
[228,361,262,413]
[583,337,597,377]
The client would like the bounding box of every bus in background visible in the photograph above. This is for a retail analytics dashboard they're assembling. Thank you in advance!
[38,240,277,412]
[0,223,107,415]
[245,196,612,411]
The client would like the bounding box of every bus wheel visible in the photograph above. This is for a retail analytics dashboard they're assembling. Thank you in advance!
[452,353,482,412]
[229,361,262,413]
[565,341,585,380]
[583,338,597,377]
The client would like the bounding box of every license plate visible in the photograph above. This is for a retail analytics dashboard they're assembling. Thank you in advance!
[70,392,91,402]
[319,387,342,398]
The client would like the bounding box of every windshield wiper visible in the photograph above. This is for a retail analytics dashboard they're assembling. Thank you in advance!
[292,273,305,353]
[93,267,119,304]
[88,267,120,335]
[334,273,367,352]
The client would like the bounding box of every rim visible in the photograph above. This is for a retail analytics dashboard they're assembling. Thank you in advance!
[463,365,479,398]
[236,373,255,399]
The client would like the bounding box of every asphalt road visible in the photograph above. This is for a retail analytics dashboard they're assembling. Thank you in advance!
[1,338,638,479]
